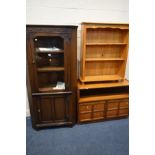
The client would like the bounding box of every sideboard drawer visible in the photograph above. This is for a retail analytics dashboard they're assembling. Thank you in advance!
[106,110,118,118]
[93,102,105,111]
[93,111,104,120]
[119,109,129,116]
[79,104,92,113]
[107,102,119,110]
[78,98,129,123]
[79,113,91,121]
[119,99,129,108]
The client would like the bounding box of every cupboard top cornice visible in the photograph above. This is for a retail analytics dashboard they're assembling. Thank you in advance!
[26,25,78,28]
[81,22,129,29]
[81,22,129,25]
[26,25,78,34]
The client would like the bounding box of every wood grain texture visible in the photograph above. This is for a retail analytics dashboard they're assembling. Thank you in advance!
[27,25,77,129]
[78,79,129,89]
[77,80,129,123]
[37,67,64,72]
[81,75,123,82]
[79,94,129,103]
[80,23,129,82]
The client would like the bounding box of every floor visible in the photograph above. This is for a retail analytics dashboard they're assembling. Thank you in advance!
[26,117,129,155]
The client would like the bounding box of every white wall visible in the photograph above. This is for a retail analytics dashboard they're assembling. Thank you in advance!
[26,0,129,116]
[26,92,30,116]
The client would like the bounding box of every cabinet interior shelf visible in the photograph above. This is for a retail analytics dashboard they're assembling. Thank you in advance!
[85,58,125,61]
[79,93,129,103]
[37,66,64,72]
[80,75,123,82]
[36,50,64,54]
[38,87,65,92]
[32,91,72,96]
[86,43,127,46]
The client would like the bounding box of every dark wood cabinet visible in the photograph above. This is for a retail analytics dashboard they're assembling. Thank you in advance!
[26,25,77,129]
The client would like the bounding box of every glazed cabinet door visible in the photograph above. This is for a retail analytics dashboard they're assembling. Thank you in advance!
[33,95,71,126]
[27,30,71,93]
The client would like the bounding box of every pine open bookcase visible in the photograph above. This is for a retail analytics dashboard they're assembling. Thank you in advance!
[80,22,129,83]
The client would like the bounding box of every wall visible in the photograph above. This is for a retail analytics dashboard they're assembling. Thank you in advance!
[26,0,129,116]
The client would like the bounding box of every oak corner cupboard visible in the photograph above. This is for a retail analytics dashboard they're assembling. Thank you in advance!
[26,25,77,129]
[80,22,129,83]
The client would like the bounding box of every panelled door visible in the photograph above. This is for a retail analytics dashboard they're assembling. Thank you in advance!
[34,94,71,124]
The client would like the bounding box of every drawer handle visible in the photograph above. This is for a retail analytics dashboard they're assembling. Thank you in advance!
[86,106,89,109]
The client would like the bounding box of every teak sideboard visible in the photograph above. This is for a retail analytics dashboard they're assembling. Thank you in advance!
[77,80,129,123]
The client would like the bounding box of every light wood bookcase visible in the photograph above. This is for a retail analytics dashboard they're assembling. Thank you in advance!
[80,22,129,83]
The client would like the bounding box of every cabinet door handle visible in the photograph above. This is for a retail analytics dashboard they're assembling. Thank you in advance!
[37,109,40,113]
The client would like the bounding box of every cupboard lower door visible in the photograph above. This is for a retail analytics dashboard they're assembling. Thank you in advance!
[33,95,72,127]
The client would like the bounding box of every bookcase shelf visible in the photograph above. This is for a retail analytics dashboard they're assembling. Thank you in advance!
[38,86,65,92]
[80,23,129,83]
[80,75,123,82]
[86,43,127,46]
[36,50,64,54]
[37,67,64,72]
[85,58,125,61]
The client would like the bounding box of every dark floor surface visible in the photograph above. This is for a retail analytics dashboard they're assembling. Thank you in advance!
[26,117,129,155]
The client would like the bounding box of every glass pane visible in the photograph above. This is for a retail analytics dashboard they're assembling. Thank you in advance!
[34,36,64,51]
[34,36,64,68]
[33,36,66,92]
[36,53,64,67]
[37,71,65,92]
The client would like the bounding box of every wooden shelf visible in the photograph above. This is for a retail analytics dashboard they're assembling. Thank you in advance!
[37,66,64,72]
[38,87,65,92]
[80,75,123,82]
[32,91,72,96]
[78,79,129,90]
[79,94,129,103]
[80,23,129,82]
[36,50,64,54]
[85,58,125,61]
[86,43,127,46]
[86,26,129,30]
